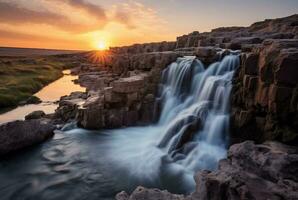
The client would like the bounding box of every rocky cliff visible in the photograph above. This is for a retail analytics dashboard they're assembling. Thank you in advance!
[48,15,298,199]
[55,15,298,145]
[231,39,298,145]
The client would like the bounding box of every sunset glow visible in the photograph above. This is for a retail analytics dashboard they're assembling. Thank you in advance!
[96,40,108,50]
[0,0,297,50]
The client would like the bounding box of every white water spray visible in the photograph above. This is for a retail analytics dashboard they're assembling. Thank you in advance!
[101,53,240,193]
[0,54,240,199]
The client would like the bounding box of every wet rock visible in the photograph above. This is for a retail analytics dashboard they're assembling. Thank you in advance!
[25,110,46,120]
[195,47,219,64]
[116,186,185,200]
[139,94,155,124]
[77,94,105,129]
[55,92,87,122]
[116,141,298,200]
[0,119,55,156]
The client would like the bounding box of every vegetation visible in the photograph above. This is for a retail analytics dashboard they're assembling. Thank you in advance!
[0,55,75,108]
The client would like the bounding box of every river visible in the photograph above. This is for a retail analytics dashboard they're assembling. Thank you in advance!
[0,55,239,200]
[0,70,85,124]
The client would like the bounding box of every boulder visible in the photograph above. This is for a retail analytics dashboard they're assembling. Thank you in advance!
[116,186,185,200]
[195,47,222,64]
[19,96,42,105]
[26,96,42,104]
[0,120,55,156]
[25,110,46,120]
[192,141,298,200]
[55,92,87,122]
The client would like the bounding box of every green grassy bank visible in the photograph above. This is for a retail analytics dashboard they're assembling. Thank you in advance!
[0,55,77,108]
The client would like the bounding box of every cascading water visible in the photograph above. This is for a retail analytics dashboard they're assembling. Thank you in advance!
[0,53,240,199]
[99,53,240,193]
[155,54,239,173]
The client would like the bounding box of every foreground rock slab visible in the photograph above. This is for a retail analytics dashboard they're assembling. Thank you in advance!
[193,141,298,200]
[116,187,185,200]
[117,141,298,200]
[0,120,55,156]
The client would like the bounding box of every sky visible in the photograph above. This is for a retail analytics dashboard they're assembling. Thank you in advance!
[0,0,297,50]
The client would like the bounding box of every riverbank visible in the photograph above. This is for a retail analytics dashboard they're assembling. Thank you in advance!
[0,70,85,124]
[0,54,83,108]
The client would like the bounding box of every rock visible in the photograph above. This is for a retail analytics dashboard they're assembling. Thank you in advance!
[112,75,146,94]
[195,47,219,63]
[244,53,259,75]
[0,120,55,156]
[25,110,46,120]
[116,141,298,200]
[19,96,42,105]
[26,96,42,104]
[116,186,185,200]
[115,191,129,200]
[77,95,105,129]
[192,141,298,200]
[104,87,123,103]
[78,72,108,91]
[55,92,86,122]
[274,48,298,86]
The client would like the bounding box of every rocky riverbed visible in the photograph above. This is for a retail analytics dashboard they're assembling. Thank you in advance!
[0,14,297,200]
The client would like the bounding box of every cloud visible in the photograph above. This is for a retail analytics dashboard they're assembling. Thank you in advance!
[0,0,107,33]
[0,1,64,25]
[0,0,171,49]
[113,9,136,29]
[65,0,107,21]
[0,0,166,34]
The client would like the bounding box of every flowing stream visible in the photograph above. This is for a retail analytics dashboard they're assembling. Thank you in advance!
[0,55,239,200]
[0,70,85,124]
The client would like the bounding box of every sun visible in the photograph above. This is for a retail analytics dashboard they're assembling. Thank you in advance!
[96,40,108,50]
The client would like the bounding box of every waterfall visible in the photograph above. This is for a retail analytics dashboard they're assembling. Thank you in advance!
[0,53,240,198]
[155,54,239,172]
[99,53,240,193]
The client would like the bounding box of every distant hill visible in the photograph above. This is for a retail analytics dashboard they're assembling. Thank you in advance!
[0,47,84,57]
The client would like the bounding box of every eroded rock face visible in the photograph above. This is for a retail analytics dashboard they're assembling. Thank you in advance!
[75,73,157,129]
[192,141,298,200]
[231,39,298,145]
[0,119,55,156]
[55,14,298,139]
[55,52,180,129]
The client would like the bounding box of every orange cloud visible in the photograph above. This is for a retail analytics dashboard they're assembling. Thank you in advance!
[0,0,175,50]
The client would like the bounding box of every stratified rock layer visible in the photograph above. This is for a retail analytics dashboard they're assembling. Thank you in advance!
[231,39,298,145]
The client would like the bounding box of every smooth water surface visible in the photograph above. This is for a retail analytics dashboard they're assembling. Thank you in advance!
[0,70,85,124]
[0,55,239,199]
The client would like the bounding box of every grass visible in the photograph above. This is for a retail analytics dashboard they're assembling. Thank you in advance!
[0,55,76,108]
